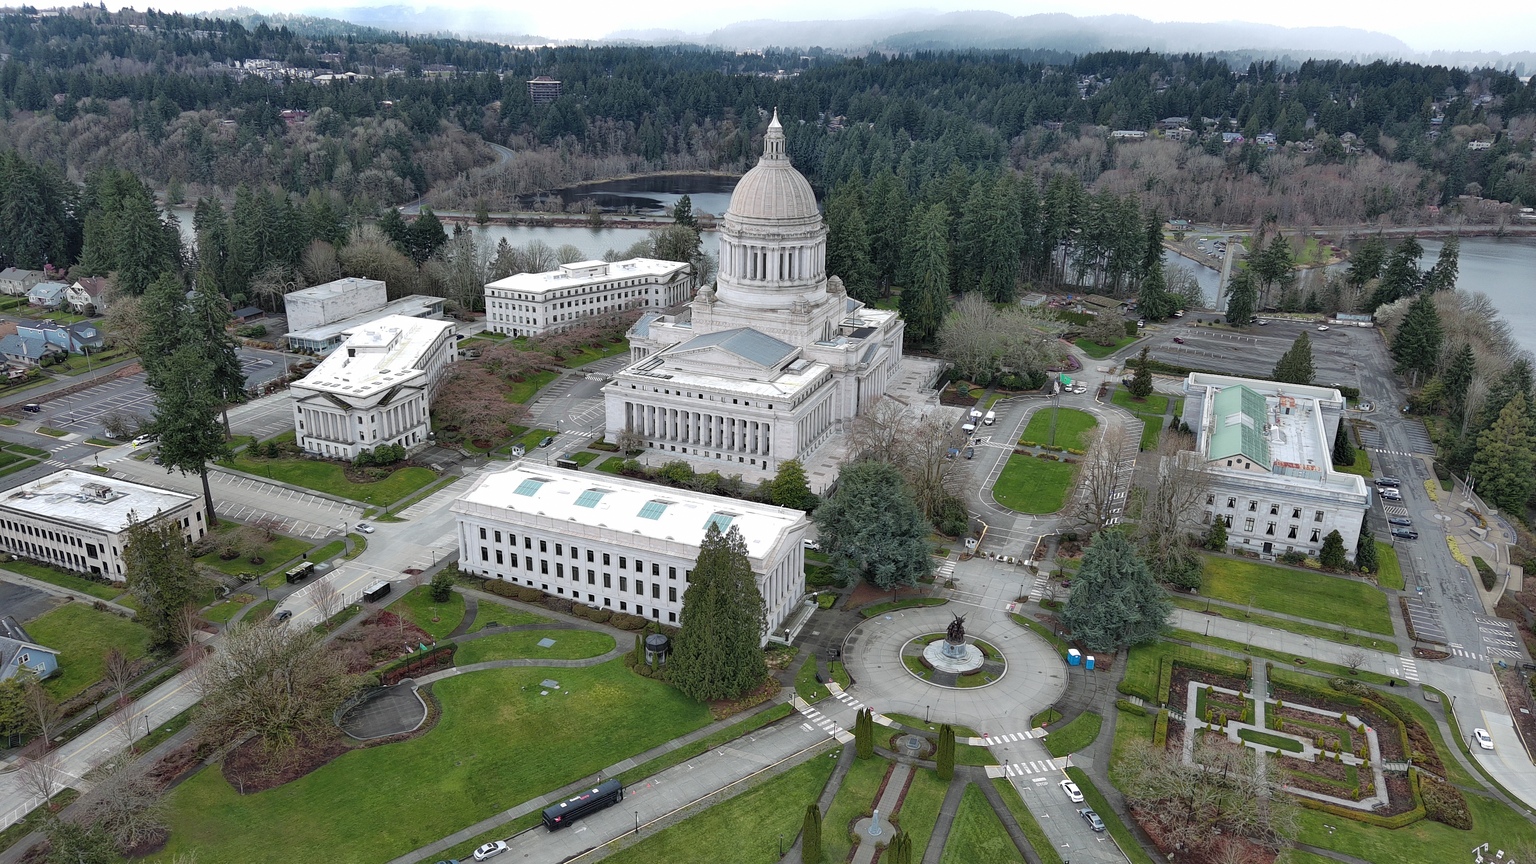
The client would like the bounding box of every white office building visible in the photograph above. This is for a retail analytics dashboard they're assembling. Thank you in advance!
[452,466,809,640]
[0,470,205,579]
[291,315,457,460]
[601,111,905,472]
[284,277,387,332]
[483,258,696,338]
[1180,373,1369,560]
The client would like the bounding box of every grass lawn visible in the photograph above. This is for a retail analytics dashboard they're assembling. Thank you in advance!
[395,585,464,641]
[308,540,347,565]
[246,600,276,624]
[155,661,711,864]
[1237,728,1303,752]
[36,426,67,437]
[1043,711,1102,757]
[514,427,558,452]
[568,450,600,466]
[562,339,629,368]
[203,594,255,625]
[1111,388,1170,415]
[992,455,1076,514]
[454,629,616,664]
[939,783,1024,864]
[858,597,947,618]
[2,560,121,601]
[822,757,889,863]
[604,751,834,864]
[6,443,48,458]
[25,602,151,700]
[1020,407,1098,450]
[195,529,312,578]
[1167,596,1397,652]
[1333,446,1372,478]
[1297,788,1536,864]
[896,767,949,853]
[504,369,560,403]
[467,604,550,633]
[1200,554,1392,635]
[1120,640,1248,703]
[1375,541,1403,591]
[1136,416,1163,450]
[992,779,1064,864]
[1074,335,1138,359]
[596,455,627,473]
[225,452,437,506]
[795,656,828,703]
[1179,631,1399,687]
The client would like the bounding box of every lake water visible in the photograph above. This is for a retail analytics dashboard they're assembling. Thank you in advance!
[1416,237,1536,358]
[518,174,740,218]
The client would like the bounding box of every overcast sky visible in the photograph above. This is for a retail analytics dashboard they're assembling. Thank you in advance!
[172,0,1534,53]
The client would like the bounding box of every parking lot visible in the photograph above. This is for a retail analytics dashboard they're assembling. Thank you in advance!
[1139,317,1374,389]
[41,351,285,431]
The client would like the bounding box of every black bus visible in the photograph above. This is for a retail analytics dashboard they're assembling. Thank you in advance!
[362,581,391,603]
[542,779,623,830]
[285,562,315,584]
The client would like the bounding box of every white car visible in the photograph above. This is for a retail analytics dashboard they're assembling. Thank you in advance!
[1060,779,1084,802]
[1474,728,1494,750]
[802,538,820,551]
[355,522,375,534]
[131,435,155,447]
[1317,325,1330,331]
[473,841,509,861]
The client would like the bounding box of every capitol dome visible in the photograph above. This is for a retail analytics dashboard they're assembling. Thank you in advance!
[723,111,821,227]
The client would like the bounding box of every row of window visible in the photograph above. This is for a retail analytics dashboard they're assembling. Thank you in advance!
[1203,512,1323,542]
[477,548,682,601]
[475,526,688,580]
[479,571,677,623]
[1211,495,1326,522]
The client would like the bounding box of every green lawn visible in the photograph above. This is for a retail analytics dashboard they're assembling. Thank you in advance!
[992,455,1076,514]
[1020,407,1098,451]
[25,602,151,700]
[514,427,558,452]
[246,600,276,624]
[225,452,437,506]
[858,597,948,618]
[195,529,312,578]
[1167,596,1397,652]
[896,767,949,854]
[1237,728,1303,752]
[203,595,256,625]
[795,656,828,703]
[454,629,616,664]
[1375,541,1404,591]
[155,661,712,864]
[1074,335,1138,359]
[2,560,121,601]
[1111,388,1169,415]
[1200,554,1392,635]
[1043,711,1102,757]
[504,370,560,403]
[1177,630,1399,688]
[991,779,1064,864]
[939,784,1024,864]
[562,339,629,368]
[36,426,67,437]
[1333,446,1373,478]
[1135,415,1163,450]
[6,443,49,458]
[1120,641,1248,703]
[395,585,464,641]
[467,603,551,632]
[603,750,835,864]
[822,756,889,863]
[596,455,627,473]
[568,450,601,466]
[1296,788,1536,864]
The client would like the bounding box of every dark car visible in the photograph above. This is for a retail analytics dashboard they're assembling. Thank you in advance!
[1388,517,1414,527]
[1374,477,1401,488]
[1391,528,1419,540]
[1172,336,1185,344]
[1079,808,1106,832]
[538,436,554,448]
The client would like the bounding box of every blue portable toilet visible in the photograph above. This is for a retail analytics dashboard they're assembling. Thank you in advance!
[1067,649,1081,666]
[1086,655,1096,670]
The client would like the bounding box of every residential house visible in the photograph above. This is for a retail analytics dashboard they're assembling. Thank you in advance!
[1222,132,1246,145]
[1468,140,1492,151]
[27,281,69,309]
[231,307,265,324]
[15,320,103,357]
[1110,130,1148,140]
[0,268,44,297]
[0,616,59,683]
[67,277,110,314]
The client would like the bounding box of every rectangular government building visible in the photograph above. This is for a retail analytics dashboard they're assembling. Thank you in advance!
[482,258,695,338]
[0,470,205,579]
[291,315,457,460]
[452,466,809,640]
[1180,373,1369,560]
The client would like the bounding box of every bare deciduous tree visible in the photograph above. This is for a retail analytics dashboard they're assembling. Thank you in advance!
[1121,736,1298,856]
[1071,424,1129,533]
[310,579,342,625]
[615,425,645,455]
[195,622,358,755]
[847,398,968,521]
[23,679,63,751]
[103,647,135,708]
[85,752,167,854]
[1342,649,1367,674]
[1139,435,1213,589]
[17,752,65,807]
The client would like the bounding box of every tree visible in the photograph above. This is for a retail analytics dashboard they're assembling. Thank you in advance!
[1137,213,1174,321]
[1060,531,1170,651]
[801,803,823,864]
[1072,425,1129,533]
[1119,736,1298,855]
[0,677,29,742]
[1271,332,1315,385]
[671,194,696,229]
[669,524,768,702]
[1086,309,1126,347]
[149,344,232,527]
[1391,293,1442,384]
[103,647,134,707]
[17,752,64,808]
[1332,422,1356,467]
[1140,439,1211,590]
[23,678,63,751]
[1224,269,1257,326]
[854,708,874,759]
[825,182,875,302]
[1320,530,1348,570]
[1424,235,1460,292]
[404,208,447,264]
[1205,514,1229,552]
[769,459,818,512]
[186,271,247,437]
[429,570,455,603]
[122,518,200,649]
[936,723,955,780]
[888,830,913,864]
[1471,392,1536,514]
[84,753,167,855]
[1370,237,1423,310]
[1129,347,1154,400]
[311,579,342,626]
[194,621,357,755]
[45,819,118,864]
[1345,235,1386,291]
[1355,525,1379,574]
[899,204,951,345]
[812,461,933,590]
[1443,342,1477,426]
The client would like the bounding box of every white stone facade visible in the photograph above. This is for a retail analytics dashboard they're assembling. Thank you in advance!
[291,315,456,460]
[283,277,388,333]
[483,258,696,338]
[602,111,904,472]
[452,466,808,639]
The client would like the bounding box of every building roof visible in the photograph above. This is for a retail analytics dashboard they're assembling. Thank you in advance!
[629,311,663,339]
[285,277,386,304]
[71,277,109,296]
[0,470,197,532]
[28,281,68,299]
[486,258,689,297]
[1208,384,1270,466]
[232,306,264,319]
[726,110,819,225]
[285,295,443,347]
[0,268,42,282]
[0,333,46,360]
[671,327,796,368]
[295,314,453,399]
[453,465,807,562]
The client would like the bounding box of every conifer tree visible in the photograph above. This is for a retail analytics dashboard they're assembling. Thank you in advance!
[671,194,696,229]
[1320,530,1348,570]
[1355,526,1379,574]
[1390,292,1442,383]
[812,461,933,590]
[1272,332,1315,386]
[1205,515,1229,552]
[669,524,768,702]
[1060,531,1170,651]
[1424,235,1460,292]
[769,459,818,512]
[801,804,823,864]
[899,204,951,345]
[936,723,955,780]
[855,708,874,759]
[1471,393,1536,514]
[124,517,201,648]
[1443,342,1477,426]
[1137,213,1174,320]
[1224,269,1257,326]
[1332,421,1356,467]
[1129,347,1154,400]
[826,181,876,302]
[888,830,913,864]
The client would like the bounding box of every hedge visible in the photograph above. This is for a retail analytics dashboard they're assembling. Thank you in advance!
[381,644,456,684]
[1152,712,1169,747]
[1297,768,1425,829]
[1273,668,1415,775]
[1116,699,1146,716]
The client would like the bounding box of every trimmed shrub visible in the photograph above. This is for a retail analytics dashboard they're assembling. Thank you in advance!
[1153,712,1169,747]
[1115,699,1146,716]
[610,613,648,630]
[515,586,543,603]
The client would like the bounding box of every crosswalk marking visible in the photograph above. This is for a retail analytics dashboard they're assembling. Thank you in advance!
[1367,447,1417,458]
[984,757,1067,779]
[1449,644,1486,661]
[793,698,854,743]
[833,690,864,711]
[1398,657,1420,682]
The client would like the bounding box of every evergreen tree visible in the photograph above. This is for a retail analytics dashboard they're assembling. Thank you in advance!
[669,524,768,702]
[1471,393,1536,515]
[671,194,696,229]
[1424,236,1460,292]
[406,208,448,263]
[855,708,874,759]
[1204,515,1229,552]
[865,172,909,294]
[1390,293,1442,383]
[769,459,818,512]
[112,180,177,296]
[137,274,187,388]
[1128,347,1154,400]
[1137,213,1174,321]
[1369,237,1424,310]
[1272,332,1316,385]
[802,804,823,864]
[812,461,933,590]
[187,269,247,436]
[899,204,951,345]
[473,198,490,226]
[888,831,913,864]
[1224,269,1257,326]
[124,517,201,648]
[1060,531,1170,651]
[1346,235,1386,290]
[151,343,233,527]
[378,208,408,248]
[1320,530,1348,570]
[1253,234,1296,308]
[825,182,876,302]
[1332,421,1356,467]
[1443,342,1477,426]
[1355,526,1379,574]
[936,723,955,780]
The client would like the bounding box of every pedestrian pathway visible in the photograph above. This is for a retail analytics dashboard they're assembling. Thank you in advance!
[791,694,856,744]
[850,762,911,864]
[985,756,1067,779]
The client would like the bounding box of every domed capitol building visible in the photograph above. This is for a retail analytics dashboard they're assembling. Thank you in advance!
[602,112,910,475]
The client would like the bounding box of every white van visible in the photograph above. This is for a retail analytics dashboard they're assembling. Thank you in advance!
[983,410,996,425]
[969,408,983,421]
[961,423,976,435]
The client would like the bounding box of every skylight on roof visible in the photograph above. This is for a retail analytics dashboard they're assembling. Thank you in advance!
[574,489,608,508]
[704,513,735,533]
[513,479,547,497]
[638,500,669,520]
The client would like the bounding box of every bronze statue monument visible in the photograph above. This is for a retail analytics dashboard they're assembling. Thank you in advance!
[946,613,967,645]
